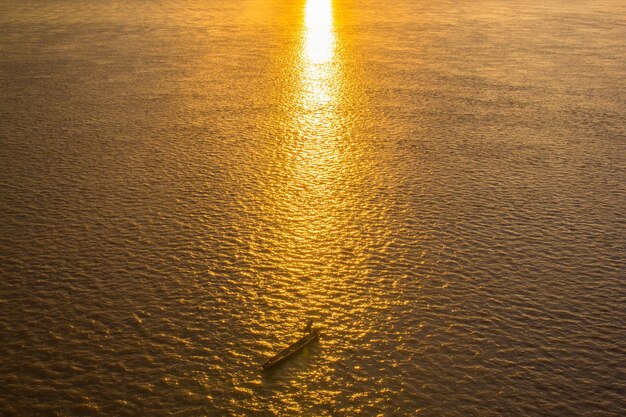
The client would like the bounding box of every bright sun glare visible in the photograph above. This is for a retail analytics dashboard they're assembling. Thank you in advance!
[292,0,340,192]
[300,0,336,112]
[304,0,334,64]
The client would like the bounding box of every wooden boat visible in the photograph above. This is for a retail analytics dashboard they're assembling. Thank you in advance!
[262,329,321,370]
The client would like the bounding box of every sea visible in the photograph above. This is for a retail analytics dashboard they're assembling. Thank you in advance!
[0,0,624,415]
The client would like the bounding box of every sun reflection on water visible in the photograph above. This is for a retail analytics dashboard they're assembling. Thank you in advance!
[246,1,390,408]
[293,0,340,190]
[304,0,334,65]
[260,0,350,314]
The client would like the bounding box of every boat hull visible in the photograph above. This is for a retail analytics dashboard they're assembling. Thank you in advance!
[262,329,320,370]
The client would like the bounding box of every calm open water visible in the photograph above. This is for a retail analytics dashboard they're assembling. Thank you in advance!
[1,0,625,415]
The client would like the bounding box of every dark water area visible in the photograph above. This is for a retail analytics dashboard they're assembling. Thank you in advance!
[0,0,625,415]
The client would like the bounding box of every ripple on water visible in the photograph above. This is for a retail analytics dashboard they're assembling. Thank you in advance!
[1,0,625,416]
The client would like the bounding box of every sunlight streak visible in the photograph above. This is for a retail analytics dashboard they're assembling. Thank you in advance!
[304,0,334,65]
[299,0,337,120]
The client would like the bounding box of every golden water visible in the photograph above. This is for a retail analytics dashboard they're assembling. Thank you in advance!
[0,0,624,415]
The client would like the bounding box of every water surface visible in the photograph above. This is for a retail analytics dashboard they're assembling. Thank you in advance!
[0,0,625,415]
